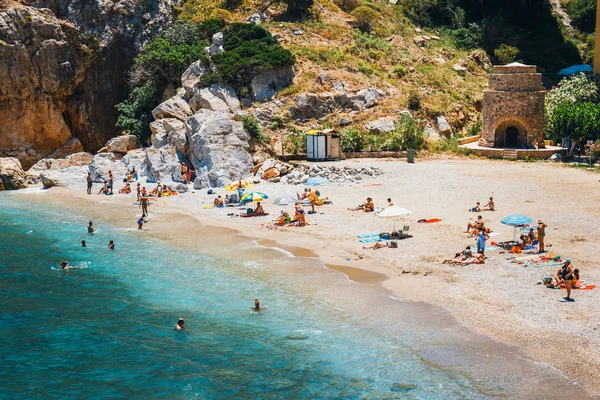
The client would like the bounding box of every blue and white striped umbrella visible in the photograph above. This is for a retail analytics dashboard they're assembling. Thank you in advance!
[501,214,533,226]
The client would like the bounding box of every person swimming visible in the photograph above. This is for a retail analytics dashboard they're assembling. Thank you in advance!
[81,240,87,247]
[175,318,185,330]
[59,261,79,270]
[88,221,95,233]
[254,299,261,311]
[108,240,115,250]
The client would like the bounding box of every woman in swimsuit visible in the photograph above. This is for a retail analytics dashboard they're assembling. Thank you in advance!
[561,259,574,301]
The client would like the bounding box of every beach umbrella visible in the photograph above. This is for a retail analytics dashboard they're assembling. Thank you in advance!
[226,181,251,191]
[501,214,532,241]
[241,192,269,202]
[273,195,297,206]
[377,206,411,232]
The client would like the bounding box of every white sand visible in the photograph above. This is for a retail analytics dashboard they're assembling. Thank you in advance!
[21,157,600,394]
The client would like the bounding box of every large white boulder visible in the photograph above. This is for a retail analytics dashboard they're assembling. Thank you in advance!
[0,157,27,190]
[187,110,253,187]
[181,60,207,95]
[152,94,192,121]
[190,87,231,113]
[89,153,128,182]
[105,135,139,154]
[142,146,183,183]
[250,65,295,102]
[40,166,89,189]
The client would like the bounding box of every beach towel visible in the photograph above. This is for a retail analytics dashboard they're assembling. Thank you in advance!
[560,285,596,290]
[417,218,442,223]
[357,233,382,239]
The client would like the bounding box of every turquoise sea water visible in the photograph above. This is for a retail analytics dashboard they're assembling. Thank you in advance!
[0,195,489,399]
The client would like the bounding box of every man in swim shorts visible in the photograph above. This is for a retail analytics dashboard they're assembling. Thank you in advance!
[140,193,149,217]
[87,172,93,195]
[175,318,185,330]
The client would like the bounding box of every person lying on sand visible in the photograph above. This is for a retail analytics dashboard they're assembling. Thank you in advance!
[465,215,484,233]
[363,241,398,250]
[443,246,473,264]
[469,202,481,212]
[483,197,495,211]
[460,254,485,265]
[175,318,185,330]
[241,202,267,217]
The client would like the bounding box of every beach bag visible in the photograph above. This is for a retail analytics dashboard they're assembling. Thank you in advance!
[510,246,522,254]
[207,189,214,195]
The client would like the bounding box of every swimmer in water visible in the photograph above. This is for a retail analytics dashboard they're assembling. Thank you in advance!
[254,299,261,311]
[108,240,115,250]
[59,261,78,270]
[88,221,95,233]
[175,318,185,330]
[81,240,87,247]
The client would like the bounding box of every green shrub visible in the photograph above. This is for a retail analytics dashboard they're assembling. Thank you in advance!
[567,0,597,33]
[392,66,407,78]
[467,116,482,136]
[115,81,159,139]
[284,132,307,154]
[211,24,295,92]
[341,127,366,152]
[403,0,464,28]
[334,0,362,13]
[546,73,599,123]
[494,44,520,64]
[408,91,421,110]
[242,115,268,142]
[351,6,379,33]
[550,102,600,143]
[385,114,427,151]
[451,23,482,50]
[358,60,374,76]
[365,133,385,152]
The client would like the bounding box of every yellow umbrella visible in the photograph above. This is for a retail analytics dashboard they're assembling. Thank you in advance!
[226,181,252,191]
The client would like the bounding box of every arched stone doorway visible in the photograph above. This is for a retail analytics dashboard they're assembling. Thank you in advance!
[493,119,528,148]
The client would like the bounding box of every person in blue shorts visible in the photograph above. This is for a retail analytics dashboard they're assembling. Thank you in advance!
[477,228,490,256]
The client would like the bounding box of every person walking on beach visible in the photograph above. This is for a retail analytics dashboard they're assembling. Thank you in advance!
[561,259,575,301]
[88,221,95,233]
[87,172,93,195]
[107,171,114,195]
[538,220,548,253]
[140,193,149,216]
[477,228,489,256]
[175,318,185,330]
[136,183,141,201]
[108,240,115,250]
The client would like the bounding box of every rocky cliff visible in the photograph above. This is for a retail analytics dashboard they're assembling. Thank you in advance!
[0,0,180,168]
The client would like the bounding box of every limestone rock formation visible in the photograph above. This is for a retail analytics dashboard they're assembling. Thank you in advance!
[26,152,93,182]
[290,88,386,119]
[89,153,128,182]
[40,166,88,189]
[0,0,180,168]
[143,146,182,183]
[250,66,295,102]
[366,117,396,134]
[0,157,27,190]
[152,94,193,121]
[181,60,207,94]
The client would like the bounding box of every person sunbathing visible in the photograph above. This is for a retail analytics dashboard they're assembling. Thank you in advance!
[468,202,481,212]
[127,167,137,182]
[214,195,224,207]
[241,202,267,217]
[119,182,131,194]
[483,197,495,211]
[465,215,483,233]
[443,246,473,264]
[97,181,109,195]
[461,254,485,265]
[349,198,374,212]
[295,209,308,227]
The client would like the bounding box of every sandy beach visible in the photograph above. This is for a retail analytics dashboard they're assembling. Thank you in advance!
[18,157,600,397]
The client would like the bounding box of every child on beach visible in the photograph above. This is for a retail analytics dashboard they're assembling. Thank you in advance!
[483,197,495,211]
[477,228,490,256]
[469,202,481,212]
[137,215,145,230]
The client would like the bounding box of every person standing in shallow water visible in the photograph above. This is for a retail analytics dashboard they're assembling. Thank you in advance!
[254,299,261,311]
[175,318,185,330]
[88,221,95,233]
[108,240,115,250]
[87,172,93,195]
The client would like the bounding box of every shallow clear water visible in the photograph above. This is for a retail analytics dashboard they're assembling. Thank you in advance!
[0,195,493,399]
